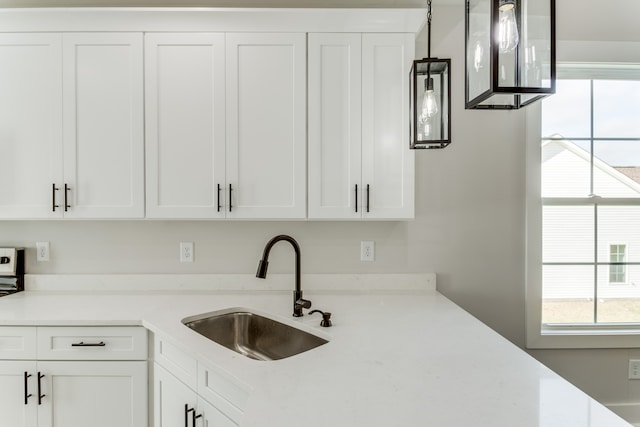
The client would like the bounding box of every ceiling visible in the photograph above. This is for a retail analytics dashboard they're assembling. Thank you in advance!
[0,0,461,8]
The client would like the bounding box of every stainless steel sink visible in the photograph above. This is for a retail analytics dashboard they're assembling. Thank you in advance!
[183,311,328,361]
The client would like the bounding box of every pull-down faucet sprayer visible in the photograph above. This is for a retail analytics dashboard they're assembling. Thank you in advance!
[256,235,311,317]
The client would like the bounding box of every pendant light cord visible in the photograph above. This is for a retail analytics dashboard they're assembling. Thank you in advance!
[427,0,432,59]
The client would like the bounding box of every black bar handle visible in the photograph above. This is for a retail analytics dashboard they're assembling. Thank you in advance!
[217,184,221,212]
[185,405,195,427]
[229,184,233,212]
[52,184,59,212]
[24,372,32,405]
[193,411,203,426]
[64,184,70,212]
[355,184,358,213]
[71,341,106,347]
[37,372,45,405]
[366,184,370,213]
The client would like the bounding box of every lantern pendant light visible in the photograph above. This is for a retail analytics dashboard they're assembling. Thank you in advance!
[410,0,451,149]
[465,0,556,109]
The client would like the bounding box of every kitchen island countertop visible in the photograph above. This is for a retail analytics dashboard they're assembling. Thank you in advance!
[0,274,631,427]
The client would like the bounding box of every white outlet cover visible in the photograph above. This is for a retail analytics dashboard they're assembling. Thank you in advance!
[629,360,640,379]
[36,242,50,262]
[180,242,194,263]
[361,241,375,262]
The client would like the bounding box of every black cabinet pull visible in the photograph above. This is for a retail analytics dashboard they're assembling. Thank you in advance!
[229,184,233,212]
[24,372,32,405]
[52,184,59,212]
[366,184,370,213]
[193,411,202,426]
[71,341,106,347]
[355,184,358,213]
[64,184,70,212]
[37,372,45,405]
[184,403,196,427]
[217,184,221,212]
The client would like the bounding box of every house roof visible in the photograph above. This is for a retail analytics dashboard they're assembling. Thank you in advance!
[542,137,640,195]
[615,167,640,185]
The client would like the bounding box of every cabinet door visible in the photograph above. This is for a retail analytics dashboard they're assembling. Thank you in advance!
[226,33,306,219]
[361,34,415,219]
[198,397,238,427]
[0,361,37,427]
[62,33,144,219]
[0,33,63,219]
[37,360,147,427]
[145,33,226,219]
[308,33,362,219]
[154,363,198,427]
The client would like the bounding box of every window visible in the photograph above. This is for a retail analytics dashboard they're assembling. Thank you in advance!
[541,76,640,325]
[609,244,627,284]
[527,65,640,348]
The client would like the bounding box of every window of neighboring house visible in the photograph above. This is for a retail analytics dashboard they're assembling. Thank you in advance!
[535,66,640,339]
[609,244,627,284]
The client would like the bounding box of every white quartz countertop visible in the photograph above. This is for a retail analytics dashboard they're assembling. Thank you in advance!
[0,274,632,427]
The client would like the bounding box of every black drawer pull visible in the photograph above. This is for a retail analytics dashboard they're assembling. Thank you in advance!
[52,184,59,212]
[355,184,358,213]
[64,183,71,212]
[366,184,370,213]
[24,372,32,405]
[71,341,106,347]
[37,372,45,405]
[217,184,221,212]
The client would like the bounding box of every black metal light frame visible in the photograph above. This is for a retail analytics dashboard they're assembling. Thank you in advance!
[410,0,451,149]
[465,0,556,110]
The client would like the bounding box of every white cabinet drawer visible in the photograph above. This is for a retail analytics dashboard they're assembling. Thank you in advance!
[0,327,37,359]
[198,361,250,423]
[153,332,198,389]
[37,326,147,360]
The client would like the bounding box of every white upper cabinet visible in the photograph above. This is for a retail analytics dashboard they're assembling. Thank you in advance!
[0,34,63,219]
[62,33,144,219]
[361,34,415,219]
[145,33,226,219]
[0,10,418,221]
[308,33,414,220]
[308,33,362,219]
[0,32,143,219]
[225,33,307,219]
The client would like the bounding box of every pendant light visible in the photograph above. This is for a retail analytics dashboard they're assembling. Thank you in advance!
[410,0,451,149]
[465,0,556,109]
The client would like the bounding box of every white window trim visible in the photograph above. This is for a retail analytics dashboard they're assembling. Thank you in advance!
[525,80,640,349]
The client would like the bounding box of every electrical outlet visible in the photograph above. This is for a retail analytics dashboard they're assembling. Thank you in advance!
[36,242,50,262]
[180,242,194,263]
[361,241,375,262]
[629,360,640,379]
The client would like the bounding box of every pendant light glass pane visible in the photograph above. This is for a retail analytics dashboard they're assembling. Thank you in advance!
[466,0,491,102]
[465,0,556,109]
[410,58,451,149]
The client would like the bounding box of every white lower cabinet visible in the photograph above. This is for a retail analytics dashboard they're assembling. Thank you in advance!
[37,361,147,427]
[0,326,147,427]
[155,363,236,427]
[153,333,247,427]
[0,361,37,427]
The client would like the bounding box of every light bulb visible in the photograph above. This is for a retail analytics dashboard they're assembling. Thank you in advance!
[420,77,438,119]
[418,78,438,140]
[498,1,519,53]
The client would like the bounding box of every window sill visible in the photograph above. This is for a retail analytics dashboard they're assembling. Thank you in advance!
[527,325,640,349]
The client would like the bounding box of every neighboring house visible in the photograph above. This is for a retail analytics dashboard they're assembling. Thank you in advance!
[542,138,640,300]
